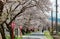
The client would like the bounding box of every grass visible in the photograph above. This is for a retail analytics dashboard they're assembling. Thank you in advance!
[44,31,53,39]
[6,36,10,39]
[6,32,31,39]
[15,37,22,39]
[58,32,60,36]
[6,36,23,39]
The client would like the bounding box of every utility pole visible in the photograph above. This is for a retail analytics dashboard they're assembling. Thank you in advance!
[56,0,58,34]
[51,9,53,35]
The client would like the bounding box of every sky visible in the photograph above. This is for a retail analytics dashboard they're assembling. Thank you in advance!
[47,0,60,18]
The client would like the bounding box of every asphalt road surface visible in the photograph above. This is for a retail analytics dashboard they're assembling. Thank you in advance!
[22,31,47,39]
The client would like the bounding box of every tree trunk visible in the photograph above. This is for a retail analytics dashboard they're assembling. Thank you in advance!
[6,24,14,39]
[0,24,6,39]
[9,28,14,39]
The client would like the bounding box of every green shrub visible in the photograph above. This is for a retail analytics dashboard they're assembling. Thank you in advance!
[44,31,53,39]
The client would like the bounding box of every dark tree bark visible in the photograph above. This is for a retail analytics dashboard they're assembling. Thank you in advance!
[5,23,15,39]
[0,1,4,16]
[0,1,6,39]
[0,24,6,39]
[10,28,14,39]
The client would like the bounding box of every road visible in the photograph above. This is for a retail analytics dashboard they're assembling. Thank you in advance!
[22,31,47,39]
[0,31,47,39]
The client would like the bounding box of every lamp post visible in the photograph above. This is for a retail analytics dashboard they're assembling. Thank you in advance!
[56,0,58,34]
